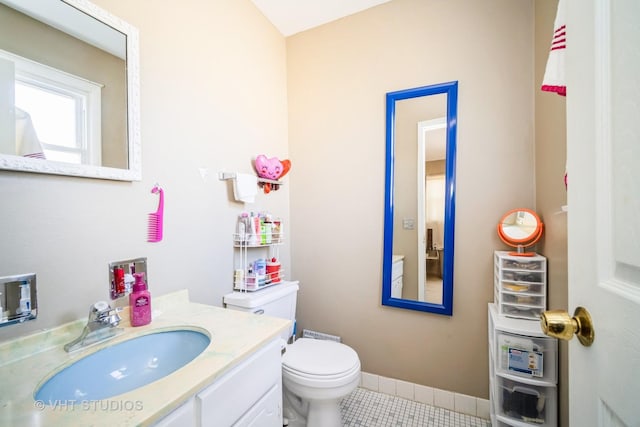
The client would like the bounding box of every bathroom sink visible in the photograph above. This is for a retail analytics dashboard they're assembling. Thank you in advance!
[35,329,210,403]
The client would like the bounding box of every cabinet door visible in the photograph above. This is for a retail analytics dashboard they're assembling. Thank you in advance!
[154,398,196,427]
[233,383,281,427]
[197,339,281,426]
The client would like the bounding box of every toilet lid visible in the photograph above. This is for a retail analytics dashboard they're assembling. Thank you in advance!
[282,338,359,376]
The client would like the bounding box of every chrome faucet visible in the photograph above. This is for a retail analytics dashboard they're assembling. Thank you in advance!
[64,301,123,352]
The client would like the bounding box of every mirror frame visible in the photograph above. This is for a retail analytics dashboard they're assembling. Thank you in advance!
[382,81,458,315]
[0,0,141,181]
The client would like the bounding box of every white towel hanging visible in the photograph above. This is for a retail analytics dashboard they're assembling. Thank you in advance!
[541,0,567,96]
[232,173,258,203]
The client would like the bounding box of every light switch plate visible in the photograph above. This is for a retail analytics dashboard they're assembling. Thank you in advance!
[402,218,415,230]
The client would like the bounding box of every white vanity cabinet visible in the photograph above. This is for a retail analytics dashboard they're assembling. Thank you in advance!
[391,255,404,298]
[488,303,558,427]
[155,338,282,427]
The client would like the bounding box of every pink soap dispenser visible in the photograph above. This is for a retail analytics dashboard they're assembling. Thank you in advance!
[129,272,151,326]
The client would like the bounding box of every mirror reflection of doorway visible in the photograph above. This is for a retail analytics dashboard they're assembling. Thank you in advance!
[417,118,446,304]
[425,174,444,303]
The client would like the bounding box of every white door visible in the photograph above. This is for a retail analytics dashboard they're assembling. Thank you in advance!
[417,118,446,302]
[566,0,640,425]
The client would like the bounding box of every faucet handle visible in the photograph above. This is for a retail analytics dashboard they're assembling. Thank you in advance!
[93,301,110,313]
[107,309,122,326]
[89,301,115,322]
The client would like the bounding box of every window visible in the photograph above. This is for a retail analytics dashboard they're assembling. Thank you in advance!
[0,49,102,164]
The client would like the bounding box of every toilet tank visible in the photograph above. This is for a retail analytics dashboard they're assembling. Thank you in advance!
[223,281,299,341]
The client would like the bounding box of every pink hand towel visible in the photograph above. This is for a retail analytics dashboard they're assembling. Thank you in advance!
[541,0,566,96]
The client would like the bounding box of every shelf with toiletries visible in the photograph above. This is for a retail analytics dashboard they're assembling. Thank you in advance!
[488,303,558,427]
[233,234,284,248]
[233,212,285,292]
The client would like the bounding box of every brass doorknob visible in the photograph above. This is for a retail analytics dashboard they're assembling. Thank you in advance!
[540,307,595,346]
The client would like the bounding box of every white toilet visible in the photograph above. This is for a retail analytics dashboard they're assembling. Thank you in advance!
[223,281,361,427]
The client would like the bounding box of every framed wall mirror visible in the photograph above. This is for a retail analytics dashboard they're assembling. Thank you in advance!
[382,81,458,315]
[0,0,140,181]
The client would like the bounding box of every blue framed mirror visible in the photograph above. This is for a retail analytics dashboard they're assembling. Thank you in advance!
[382,81,458,315]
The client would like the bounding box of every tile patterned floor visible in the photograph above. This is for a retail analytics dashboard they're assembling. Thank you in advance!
[340,387,491,427]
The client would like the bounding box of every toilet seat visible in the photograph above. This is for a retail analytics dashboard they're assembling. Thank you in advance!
[282,338,360,388]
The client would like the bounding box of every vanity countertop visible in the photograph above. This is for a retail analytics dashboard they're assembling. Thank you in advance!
[0,289,290,426]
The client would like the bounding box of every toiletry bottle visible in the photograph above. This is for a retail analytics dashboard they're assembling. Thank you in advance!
[18,281,31,315]
[124,273,135,295]
[272,219,282,243]
[254,258,267,285]
[237,212,249,243]
[263,213,273,244]
[248,212,260,246]
[129,272,151,326]
[114,266,125,296]
[260,215,267,245]
[237,219,246,244]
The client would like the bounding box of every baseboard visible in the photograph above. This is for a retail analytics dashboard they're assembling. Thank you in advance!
[359,371,490,420]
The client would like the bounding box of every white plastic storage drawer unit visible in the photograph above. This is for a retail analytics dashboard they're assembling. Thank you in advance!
[488,303,558,427]
[494,251,547,320]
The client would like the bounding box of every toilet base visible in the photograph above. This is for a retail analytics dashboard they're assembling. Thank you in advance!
[306,399,342,427]
[283,390,343,427]
[283,390,307,427]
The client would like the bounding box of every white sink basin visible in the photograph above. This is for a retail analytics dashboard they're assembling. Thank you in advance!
[35,329,210,403]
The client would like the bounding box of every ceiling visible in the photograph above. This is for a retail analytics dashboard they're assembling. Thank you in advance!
[250,0,393,37]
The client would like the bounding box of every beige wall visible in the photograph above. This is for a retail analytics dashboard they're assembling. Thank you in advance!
[0,0,291,340]
[287,0,535,398]
[535,1,568,425]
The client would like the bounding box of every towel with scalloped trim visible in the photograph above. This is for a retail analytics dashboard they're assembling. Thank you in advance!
[541,0,566,96]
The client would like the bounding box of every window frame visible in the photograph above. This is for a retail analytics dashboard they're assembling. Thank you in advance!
[0,48,103,165]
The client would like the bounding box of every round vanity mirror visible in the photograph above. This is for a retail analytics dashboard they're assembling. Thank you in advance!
[497,208,543,257]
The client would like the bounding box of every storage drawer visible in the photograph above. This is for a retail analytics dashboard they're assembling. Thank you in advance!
[500,270,545,284]
[494,284,546,320]
[498,256,545,272]
[496,331,557,383]
[500,304,544,320]
[499,281,545,296]
[500,293,545,307]
[492,418,514,427]
[495,377,557,427]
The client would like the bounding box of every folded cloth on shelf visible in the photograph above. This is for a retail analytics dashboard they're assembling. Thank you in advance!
[233,173,258,203]
[541,0,566,96]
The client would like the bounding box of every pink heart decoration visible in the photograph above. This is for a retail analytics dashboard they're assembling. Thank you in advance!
[255,155,285,180]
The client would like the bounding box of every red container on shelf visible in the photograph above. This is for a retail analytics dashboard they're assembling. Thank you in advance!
[266,258,281,283]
